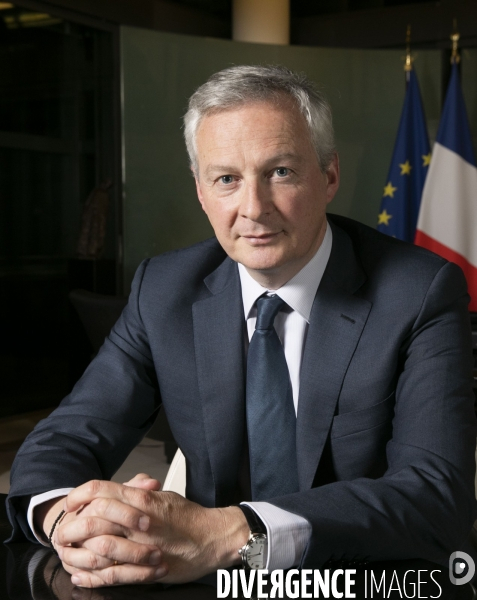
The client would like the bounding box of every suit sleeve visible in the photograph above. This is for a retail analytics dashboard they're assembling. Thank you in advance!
[269,261,477,567]
[6,259,161,542]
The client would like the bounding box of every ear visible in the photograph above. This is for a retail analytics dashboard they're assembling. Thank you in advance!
[325,153,340,204]
[193,168,207,213]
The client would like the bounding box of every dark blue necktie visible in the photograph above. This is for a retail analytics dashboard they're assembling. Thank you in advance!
[246,294,299,501]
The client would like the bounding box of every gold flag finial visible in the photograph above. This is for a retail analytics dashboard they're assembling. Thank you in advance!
[450,19,460,64]
[404,24,413,72]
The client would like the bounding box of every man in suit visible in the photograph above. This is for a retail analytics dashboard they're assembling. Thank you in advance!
[7,65,477,587]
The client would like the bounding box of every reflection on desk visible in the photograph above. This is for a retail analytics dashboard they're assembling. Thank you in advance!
[4,543,219,600]
[2,494,477,599]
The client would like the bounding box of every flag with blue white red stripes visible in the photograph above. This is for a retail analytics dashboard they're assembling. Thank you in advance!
[415,63,477,310]
[377,69,431,242]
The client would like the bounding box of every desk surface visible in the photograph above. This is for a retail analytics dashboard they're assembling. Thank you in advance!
[2,494,476,600]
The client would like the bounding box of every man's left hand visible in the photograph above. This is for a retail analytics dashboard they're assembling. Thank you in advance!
[57,478,248,587]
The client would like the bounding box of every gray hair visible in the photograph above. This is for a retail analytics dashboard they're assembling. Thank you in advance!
[184,65,335,174]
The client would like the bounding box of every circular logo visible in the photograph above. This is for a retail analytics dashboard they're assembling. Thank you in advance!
[449,551,475,585]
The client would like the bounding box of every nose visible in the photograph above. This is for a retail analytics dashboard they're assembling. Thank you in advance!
[238,178,274,221]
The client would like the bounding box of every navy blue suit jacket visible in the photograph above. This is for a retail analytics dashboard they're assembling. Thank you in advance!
[7,215,477,567]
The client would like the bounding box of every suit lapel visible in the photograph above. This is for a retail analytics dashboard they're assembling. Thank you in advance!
[297,222,372,490]
[192,257,246,505]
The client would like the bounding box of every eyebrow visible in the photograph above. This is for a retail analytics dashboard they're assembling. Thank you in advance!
[204,164,236,177]
[204,153,300,177]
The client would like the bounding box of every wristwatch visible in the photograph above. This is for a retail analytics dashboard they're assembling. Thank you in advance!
[237,505,268,570]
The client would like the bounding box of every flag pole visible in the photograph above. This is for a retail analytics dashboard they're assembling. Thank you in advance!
[450,19,460,65]
[404,24,413,85]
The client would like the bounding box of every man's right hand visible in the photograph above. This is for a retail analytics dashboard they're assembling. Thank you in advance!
[35,475,166,583]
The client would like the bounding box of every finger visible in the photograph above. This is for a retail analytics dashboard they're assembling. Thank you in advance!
[59,538,162,571]
[61,498,150,539]
[82,535,162,566]
[71,564,168,588]
[58,546,116,571]
[55,515,128,546]
[123,473,161,491]
[64,480,127,513]
[64,481,151,527]
[125,479,161,491]
[88,497,150,531]
[122,473,152,485]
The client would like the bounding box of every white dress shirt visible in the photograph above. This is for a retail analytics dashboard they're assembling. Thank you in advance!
[28,222,333,570]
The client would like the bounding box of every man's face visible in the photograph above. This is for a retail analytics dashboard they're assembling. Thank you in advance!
[194,100,339,287]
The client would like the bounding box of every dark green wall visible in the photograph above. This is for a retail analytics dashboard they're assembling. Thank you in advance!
[120,27,446,291]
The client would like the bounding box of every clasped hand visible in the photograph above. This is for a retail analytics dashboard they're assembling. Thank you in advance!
[51,474,246,588]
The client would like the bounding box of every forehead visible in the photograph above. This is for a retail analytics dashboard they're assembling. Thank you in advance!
[195,100,311,163]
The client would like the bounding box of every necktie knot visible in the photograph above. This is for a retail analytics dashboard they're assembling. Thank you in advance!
[255,294,285,330]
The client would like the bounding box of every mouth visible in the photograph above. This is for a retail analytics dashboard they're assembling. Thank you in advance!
[242,232,281,245]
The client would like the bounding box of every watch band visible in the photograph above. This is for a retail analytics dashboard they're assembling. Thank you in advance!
[236,504,267,536]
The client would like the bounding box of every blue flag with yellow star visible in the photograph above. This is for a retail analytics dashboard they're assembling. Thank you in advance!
[377,69,431,241]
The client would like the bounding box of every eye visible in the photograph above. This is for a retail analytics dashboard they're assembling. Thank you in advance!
[275,167,289,177]
[219,175,234,184]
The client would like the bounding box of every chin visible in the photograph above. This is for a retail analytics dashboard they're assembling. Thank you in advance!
[228,244,290,273]
[238,255,287,274]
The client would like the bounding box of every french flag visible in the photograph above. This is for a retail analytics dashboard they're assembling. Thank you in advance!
[415,63,477,310]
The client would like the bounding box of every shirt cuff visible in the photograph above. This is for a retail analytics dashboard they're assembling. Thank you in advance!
[241,501,311,570]
[28,489,74,545]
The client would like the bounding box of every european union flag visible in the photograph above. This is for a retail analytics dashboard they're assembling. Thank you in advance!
[377,69,431,242]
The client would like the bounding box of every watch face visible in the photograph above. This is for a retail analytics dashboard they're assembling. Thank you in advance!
[245,535,267,569]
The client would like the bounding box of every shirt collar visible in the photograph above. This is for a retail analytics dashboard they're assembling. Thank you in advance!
[238,221,333,323]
